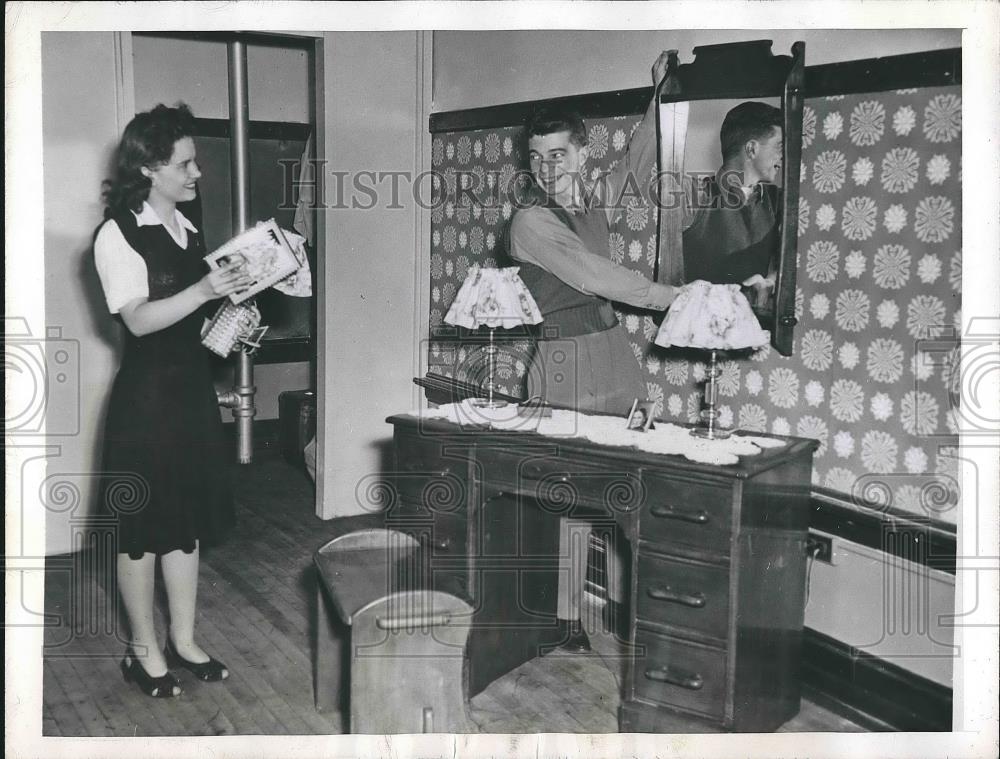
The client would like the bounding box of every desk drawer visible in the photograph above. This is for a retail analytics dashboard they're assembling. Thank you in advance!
[395,432,468,477]
[636,552,730,641]
[639,474,734,554]
[633,628,728,720]
[482,449,643,514]
[426,513,467,558]
[393,433,468,512]
[387,513,467,558]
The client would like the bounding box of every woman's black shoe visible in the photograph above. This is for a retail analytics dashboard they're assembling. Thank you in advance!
[121,650,182,698]
[165,639,229,682]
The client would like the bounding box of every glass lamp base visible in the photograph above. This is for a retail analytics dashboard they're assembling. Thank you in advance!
[690,425,733,440]
[469,398,509,409]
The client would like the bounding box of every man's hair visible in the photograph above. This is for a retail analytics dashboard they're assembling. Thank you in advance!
[525,106,588,148]
[719,102,783,162]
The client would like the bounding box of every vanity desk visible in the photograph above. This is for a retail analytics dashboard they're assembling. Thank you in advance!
[383,409,817,733]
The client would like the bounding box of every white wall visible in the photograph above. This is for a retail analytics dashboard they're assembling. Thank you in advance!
[132,34,311,122]
[314,31,429,519]
[432,29,961,110]
[41,32,127,555]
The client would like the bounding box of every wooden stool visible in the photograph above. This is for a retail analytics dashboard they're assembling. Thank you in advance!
[314,527,474,733]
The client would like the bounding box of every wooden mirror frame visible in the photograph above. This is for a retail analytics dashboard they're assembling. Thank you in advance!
[655,40,805,356]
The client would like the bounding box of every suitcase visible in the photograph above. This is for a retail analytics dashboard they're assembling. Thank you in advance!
[278,389,316,466]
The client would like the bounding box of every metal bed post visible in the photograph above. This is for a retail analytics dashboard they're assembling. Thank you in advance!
[226,37,257,464]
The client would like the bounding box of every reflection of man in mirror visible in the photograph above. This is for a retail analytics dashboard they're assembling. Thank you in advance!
[682,102,783,303]
[508,51,680,654]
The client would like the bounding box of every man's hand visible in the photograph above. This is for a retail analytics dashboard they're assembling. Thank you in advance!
[661,284,681,309]
[741,274,776,305]
[652,50,673,87]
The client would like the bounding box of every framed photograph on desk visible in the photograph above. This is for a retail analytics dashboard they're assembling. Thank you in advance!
[626,399,656,431]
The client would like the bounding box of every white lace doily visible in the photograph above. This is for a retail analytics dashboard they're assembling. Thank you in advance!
[411,402,786,466]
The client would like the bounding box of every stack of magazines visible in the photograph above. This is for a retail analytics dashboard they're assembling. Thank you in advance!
[203,218,302,304]
[200,218,311,356]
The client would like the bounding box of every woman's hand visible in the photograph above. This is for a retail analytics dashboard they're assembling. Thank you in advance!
[118,253,253,337]
[199,257,253,301]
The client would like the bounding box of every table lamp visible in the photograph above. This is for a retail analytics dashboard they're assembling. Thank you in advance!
[654,280,770,439]
[443,265,543,408]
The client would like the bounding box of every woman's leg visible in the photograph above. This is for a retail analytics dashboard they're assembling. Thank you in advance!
[117,552,170,677]
[160,543,211,663]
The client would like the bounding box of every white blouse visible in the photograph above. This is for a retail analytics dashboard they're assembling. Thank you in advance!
[94,202,199,313]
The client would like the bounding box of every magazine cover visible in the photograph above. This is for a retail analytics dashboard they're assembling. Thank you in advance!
[204,218,301,303]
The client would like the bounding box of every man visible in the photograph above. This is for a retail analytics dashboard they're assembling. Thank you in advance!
[682,101,784,301]
[508,51,679,652]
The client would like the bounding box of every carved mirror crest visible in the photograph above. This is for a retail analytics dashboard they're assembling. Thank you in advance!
[653,40,805,356]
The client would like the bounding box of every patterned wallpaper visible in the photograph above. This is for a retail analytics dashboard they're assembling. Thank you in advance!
[428,86,962,521]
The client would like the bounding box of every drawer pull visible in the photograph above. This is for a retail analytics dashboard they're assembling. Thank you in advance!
[644,665,704,690]
[647,585,706,608]
[650,504,710,524]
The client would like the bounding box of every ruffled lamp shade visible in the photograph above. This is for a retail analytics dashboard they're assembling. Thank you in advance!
[653,280,769,350]
[655,280,769,439]
[444,266,542,408]
[444,265,543,329]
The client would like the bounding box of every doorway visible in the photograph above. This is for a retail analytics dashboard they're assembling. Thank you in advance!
[129,31,322,509]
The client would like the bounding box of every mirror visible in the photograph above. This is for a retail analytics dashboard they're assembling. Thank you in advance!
[655,40,805,356]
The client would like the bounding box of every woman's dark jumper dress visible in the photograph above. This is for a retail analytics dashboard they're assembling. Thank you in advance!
[99,209,234,560]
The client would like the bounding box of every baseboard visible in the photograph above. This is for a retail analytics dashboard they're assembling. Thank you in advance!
[810,489,956,574]
[802,493,955,729]
[801,627,953,731]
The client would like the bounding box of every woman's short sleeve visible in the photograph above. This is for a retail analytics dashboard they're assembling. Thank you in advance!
[94,220,149,313]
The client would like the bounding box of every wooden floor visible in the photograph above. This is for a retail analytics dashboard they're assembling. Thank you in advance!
[42,447,867,736]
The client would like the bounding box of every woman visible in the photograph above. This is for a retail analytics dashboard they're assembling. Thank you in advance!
[95,103,251,698]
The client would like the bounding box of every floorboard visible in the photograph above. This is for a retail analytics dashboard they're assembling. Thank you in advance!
[42,446,867,737]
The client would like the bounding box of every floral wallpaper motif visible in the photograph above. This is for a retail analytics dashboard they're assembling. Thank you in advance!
[429,86,961,521]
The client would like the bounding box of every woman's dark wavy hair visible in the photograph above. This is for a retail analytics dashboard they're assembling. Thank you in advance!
[102,103,196,217]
